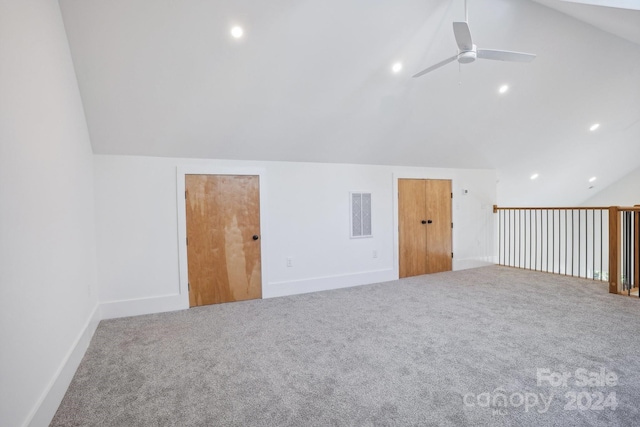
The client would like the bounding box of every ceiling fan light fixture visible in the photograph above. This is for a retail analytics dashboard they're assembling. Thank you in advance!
[458,48,477,64]
[499,84,509,94]
[392,62,403,73]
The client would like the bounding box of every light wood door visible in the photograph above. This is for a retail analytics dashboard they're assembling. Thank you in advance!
[399,179,428,278]
[425,179,453,273]
[399,179,452,278]
[185,174,262,306]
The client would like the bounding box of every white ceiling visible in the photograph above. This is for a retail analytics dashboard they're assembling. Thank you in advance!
[58,0,640,206]
[558,0,640,11]
[532,0,640,44]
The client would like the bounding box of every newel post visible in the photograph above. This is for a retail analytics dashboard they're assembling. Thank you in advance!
[608,206,619,294]
[635,205,640,289]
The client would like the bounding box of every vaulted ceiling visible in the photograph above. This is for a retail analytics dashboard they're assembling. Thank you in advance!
[58,0,640,206]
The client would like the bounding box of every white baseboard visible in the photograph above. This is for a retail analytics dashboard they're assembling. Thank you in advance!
[453,257,496,271]
[102,271,397,317]
[100,294,187,320]
[264,268,397,298]
[26,305,101,427]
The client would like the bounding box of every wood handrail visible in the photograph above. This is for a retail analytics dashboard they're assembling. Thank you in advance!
[493,205,640,213]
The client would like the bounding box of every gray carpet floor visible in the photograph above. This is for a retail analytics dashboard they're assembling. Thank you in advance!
[51,266,640,426]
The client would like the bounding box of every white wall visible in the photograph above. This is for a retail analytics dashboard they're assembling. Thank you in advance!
[0,1,99,426]
[581,166,640,207]
[94,155,497,317]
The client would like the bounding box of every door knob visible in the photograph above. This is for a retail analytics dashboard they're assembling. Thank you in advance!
[252,235,259,240]
[421,220,427,224]
[427,220,433,224]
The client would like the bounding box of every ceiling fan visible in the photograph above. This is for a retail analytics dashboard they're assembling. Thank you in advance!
[412,0,536,78]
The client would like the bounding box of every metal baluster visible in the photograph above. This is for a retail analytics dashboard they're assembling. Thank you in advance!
[552,210,555,273]
[545,210,549,272]
[591,209,595,280]
[516,209,520,268]
[533,209,538,270]
[571,210,575,276]
[508,210,511,267]
[578,210,581,277]
[626,212,631,295]
[584,210,588,279]
[600,209,603,281]
[529,210,532,269]
[565,210,568,276]
[499,210,502,264]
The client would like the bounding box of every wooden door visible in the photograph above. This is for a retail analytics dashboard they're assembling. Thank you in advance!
[399,179,452,278]
[185,174,262,306]
[425,179,453,273]
[399,179,428,278]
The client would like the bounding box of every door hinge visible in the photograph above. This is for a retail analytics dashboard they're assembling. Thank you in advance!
[451,252,454,258]
[451,192,453,198]
[185,190,187,199]
[188,282,190,291]
[186,237,188,246]
[451,222,453,228]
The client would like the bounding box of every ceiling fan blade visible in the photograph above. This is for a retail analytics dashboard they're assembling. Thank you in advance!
[412,55,458,78]
[477,49,536,62]
[453,22,473,51]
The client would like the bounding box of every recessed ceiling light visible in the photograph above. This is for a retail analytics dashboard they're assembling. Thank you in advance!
[230,26,244,39]
[530,173,539,180]
[499,84,509,94]
[589,176,597,182]
[392,62,403,73]
[589,123,600,131]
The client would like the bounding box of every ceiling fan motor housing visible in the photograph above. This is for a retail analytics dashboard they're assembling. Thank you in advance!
[458,45,477,63]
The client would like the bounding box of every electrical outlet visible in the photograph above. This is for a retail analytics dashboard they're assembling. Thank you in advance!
[372,250,378,258]
[286,257,293,267]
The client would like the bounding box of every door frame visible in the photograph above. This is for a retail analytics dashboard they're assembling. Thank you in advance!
[176,166,268,308]
[393,173,455,278]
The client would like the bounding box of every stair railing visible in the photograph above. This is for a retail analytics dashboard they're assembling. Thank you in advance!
[494,205,639,297]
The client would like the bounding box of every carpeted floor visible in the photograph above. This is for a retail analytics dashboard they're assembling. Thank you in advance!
[51,266,640,426]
